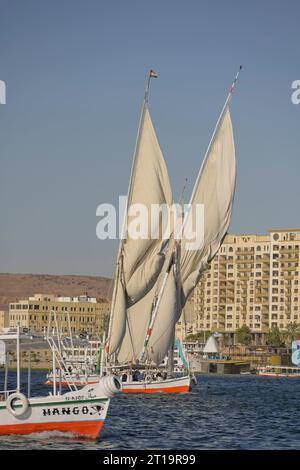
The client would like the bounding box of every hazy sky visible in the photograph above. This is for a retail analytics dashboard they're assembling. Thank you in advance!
[0,0,299,278]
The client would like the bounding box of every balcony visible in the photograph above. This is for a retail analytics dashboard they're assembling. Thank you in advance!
[281,264,297,270]
[280,248,299,254]
[283,274,295,280]
[280,255,299,262]
[238,266,253,272]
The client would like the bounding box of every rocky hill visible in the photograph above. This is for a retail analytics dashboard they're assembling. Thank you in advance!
[0,273,112,309]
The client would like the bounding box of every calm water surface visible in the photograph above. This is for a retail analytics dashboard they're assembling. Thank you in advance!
[0,371,299,449]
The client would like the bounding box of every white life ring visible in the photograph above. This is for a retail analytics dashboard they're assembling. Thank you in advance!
[6,392,29,417]
[145,374,152,383]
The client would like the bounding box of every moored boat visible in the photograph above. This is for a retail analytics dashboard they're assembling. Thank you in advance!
[0,326,121,438]
[45,373,193,392]
[256,365,300,378]
[120,374,192,393]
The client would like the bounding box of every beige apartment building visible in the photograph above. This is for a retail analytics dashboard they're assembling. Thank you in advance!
[191,229,300,342]
[9,294,110,335]
[0,310,9,332]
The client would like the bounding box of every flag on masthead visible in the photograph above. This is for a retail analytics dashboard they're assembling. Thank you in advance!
[150,69,158,78]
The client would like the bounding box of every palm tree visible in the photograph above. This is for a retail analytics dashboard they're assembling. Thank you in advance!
[266,326,285,348]
[284,322,300,347]
[236,325,252,346]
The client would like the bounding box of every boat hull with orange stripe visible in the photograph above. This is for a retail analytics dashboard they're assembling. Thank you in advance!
[0,383,110,439]
[0,419,104,438]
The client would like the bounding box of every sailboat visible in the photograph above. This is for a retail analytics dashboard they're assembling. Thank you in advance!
[104,67,241,393]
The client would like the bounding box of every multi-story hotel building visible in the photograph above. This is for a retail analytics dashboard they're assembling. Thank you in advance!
[9,294,110,335]
[192,229,300,342]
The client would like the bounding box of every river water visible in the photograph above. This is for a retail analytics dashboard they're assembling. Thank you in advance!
[0,371,299,449]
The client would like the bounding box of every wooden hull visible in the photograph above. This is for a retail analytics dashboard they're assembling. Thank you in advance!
[0,383,110,439]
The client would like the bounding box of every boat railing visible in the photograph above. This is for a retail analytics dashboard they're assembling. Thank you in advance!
[264,365,299,371]
[0,388,17,400]
[46,334,79,392]
[45,310,82,392]
[257,365,300,374]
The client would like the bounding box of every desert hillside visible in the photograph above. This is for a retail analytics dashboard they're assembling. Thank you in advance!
[0,273,112,309]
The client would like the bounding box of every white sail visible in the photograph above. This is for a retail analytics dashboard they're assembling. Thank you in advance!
[123,107,173,304]
[146,265,180,365]
[140,107,236,365]
[117,260,179,365]
[107,105,173,356]
[116,287,155,363]
[180,107,236,304]
[106,274,126,356]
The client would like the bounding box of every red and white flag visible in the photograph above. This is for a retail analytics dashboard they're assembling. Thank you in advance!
[149,69,158,78]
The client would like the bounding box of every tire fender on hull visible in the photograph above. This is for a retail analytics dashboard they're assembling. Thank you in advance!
[6,393,29,418]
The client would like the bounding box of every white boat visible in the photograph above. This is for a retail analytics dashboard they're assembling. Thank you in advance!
[46,339,193,393]
[119,374,192,394]
[0,381,115,438]
[0,326,121,438]
[257,365,300,378]
[105,68,240,393]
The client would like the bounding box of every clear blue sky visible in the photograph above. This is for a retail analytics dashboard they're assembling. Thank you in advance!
[0,0,299,277]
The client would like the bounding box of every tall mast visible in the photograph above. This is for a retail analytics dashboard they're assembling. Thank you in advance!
[106,70,158,357]
[124,69,157,221]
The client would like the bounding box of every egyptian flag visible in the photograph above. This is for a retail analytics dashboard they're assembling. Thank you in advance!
[150,69,158,78]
